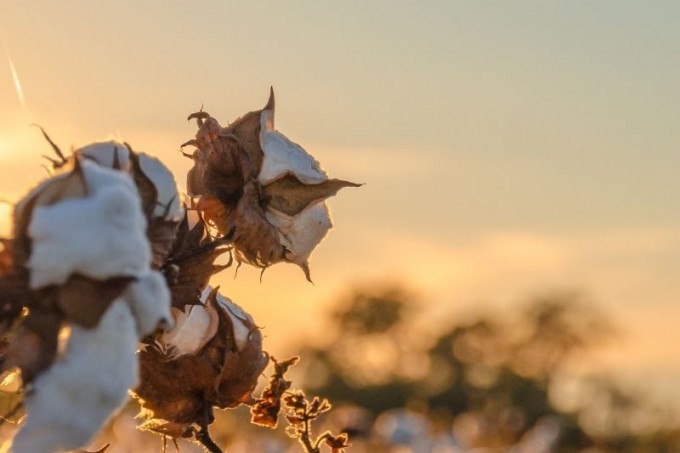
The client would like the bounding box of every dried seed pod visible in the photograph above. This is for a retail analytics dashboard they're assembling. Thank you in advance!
[133,287,268,438]
[184,88,359,280]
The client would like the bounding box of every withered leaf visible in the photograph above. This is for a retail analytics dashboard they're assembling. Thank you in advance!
[324,433,351,452]
[251,356,299,428]
[56,274,135,328]
[264,174,361,216]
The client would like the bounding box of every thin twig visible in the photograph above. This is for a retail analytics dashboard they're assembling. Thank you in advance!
[194,405,223,453]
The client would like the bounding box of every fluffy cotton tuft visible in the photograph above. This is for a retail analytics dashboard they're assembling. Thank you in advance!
[76,141,131,171]
[265,202,332,268]
[11,300,139,453]
[27,179,149,288]
[160,304,215,359]
[138,153,183,220]
[258,110,327,185]
[124,270,173,336]
[214,291,254,352]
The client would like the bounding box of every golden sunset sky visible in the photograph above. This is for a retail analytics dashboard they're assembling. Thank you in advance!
[1,1,679,403]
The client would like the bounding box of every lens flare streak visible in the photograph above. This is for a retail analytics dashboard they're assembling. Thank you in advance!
[2,39,29,117]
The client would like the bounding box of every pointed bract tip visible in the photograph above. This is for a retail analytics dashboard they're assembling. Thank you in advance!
[31,123,67,164]
[264,87,275,112]
[112,146,122,170]
[300,262,314,285]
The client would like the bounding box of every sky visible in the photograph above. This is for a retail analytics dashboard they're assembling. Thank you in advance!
[1,1,679,404]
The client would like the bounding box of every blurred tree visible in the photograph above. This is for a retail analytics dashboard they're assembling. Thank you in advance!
[293,285,680,452]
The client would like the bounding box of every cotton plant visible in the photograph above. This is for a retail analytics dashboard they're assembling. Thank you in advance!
[0,89,356,453]
[0,143,177,452]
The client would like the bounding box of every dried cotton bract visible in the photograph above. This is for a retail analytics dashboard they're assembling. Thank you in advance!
[183,88,360,281]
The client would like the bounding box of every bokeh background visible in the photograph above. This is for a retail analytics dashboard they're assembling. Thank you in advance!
[1,1,679,451]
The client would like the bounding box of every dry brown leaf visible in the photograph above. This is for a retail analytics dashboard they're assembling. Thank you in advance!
[250,356,299,428]
[264,174,362,216]
[55,274,135,328]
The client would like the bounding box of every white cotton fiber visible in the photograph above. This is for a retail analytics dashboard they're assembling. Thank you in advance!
[160,304,215,358]
[138,153,183,221]
[26,183,150,289]
[11,300,139,453]
[123,270,173,336]
[76,141,131,171]
[258,110,327,185]
[265,202,332,267]
[214,291,253,352]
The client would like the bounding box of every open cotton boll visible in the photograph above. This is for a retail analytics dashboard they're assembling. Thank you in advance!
[124,270,173,336]
[214,291,254,352]
[76,141,131,171]
[138,153,183,220]
[27,183,149,289]
[11,300,139,453]
[265,202,332,268]
[79,158,138,195]
[160,304,217,359]
[258,109,327,185]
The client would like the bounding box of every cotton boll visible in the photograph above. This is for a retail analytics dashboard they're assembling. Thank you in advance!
[160,304,217,359]
[258,108,326,185]
[76,141,131,171]
[11,300,139,453]
[27,184,150,289]
[80,158,138,196]
[265,202,332,268]
[138,153,183,221]
[13,170,71,222]
[124,270,173,336]
[214,292,253,352]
